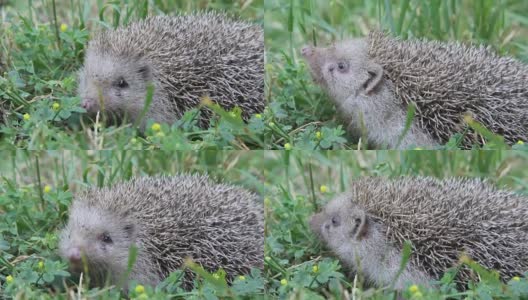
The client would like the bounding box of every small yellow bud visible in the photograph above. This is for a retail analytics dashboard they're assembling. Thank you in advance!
[414,147,423,150]
[130,138,138,144]
[213,273,220,279]
[43,185,52,193]
[134,284,145,294]
[255,114,262,119]
[6,275,13,284]
[284,143,292,150]
[60,24,68,32]
[229,112,236,117]
[151,123,161,132]
[512,276,521,281]
[238,275,246,281]
[408,284,419,293]
[517,140,525,145]
[23,113,31,121]
[268,122,275,127]
[265,256,271,261]
[280,278,288,286]
[52,102,60,111]
[320,185,328,193]
[38,261,44,270]
[312,265,319,273]
[264,197,271,206]
[315,131,322,139]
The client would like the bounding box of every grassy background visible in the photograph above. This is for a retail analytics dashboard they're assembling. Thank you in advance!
[0,0,266,150]
[0,150,266,299]
[264,150,528,299]
[264,0,528,150]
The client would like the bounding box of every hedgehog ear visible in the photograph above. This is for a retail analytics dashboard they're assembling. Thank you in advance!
[350,212,369,240]
[363,62,383,95]
[138,65,151,81]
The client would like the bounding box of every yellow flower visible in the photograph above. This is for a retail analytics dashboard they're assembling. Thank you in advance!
[43,185,52,193]
[255,114,262,119]
[52,102,60,111]
[238,275,246,281]
[60,24,68,32]
[23,113,30,121]
[264,197,271,206]
[320,185,328,193]
[408,284,419,293]
[280,278,288,286]
[6,275,13,283]
[38,261,44,270]
[517,140,525,145]
[315,131,322,139]
[151,123,161,132]
[135,284,145,294]
[312,265,319,273]
[284,143,292,150]
[512,276,521,282]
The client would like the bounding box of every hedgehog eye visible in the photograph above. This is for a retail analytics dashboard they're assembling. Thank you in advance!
[337,61,349,73]
[331,215,341,227]
[116,78,128,89]
[100,232,113,244]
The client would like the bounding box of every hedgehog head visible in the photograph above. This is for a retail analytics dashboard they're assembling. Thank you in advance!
[78,44,155,124]
[59,198,137,284]
[301,39,384,103]
[309,193,371,254]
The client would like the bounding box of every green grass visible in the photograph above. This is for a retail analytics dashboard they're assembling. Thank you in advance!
[265,0,528,150]
[263,150,528,299]
[0,150,266,298]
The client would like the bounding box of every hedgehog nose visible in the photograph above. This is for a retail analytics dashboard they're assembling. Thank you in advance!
[67,247,82,264]
[328,64,336,72]
[81,98,94,111]
[301,46,313,57]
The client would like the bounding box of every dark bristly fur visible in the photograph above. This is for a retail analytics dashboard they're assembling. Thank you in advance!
[59,174,264,290]
[78,13,264,130]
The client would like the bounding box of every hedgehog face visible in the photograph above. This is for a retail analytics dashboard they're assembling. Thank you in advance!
[78,51,153,123]
[310,194,369,253]
[301,39,384,104]
[59,202,137,282]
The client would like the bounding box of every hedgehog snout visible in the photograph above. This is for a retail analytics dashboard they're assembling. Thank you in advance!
[81,97,96,111]
[66,246,82,264]
[301,45,313,57]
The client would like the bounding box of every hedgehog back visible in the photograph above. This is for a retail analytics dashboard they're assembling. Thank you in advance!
[350,177,528,283]
[368,31,528,147]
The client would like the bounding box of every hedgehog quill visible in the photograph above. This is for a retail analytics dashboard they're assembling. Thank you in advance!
[78,13,264,130]
[310,177,528,289]
[59,175,264,290]
[302,31,528,149]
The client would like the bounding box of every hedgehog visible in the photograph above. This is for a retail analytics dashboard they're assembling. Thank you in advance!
[58,174,264,290]
[78,13,264,130]
[309,177,528,289]
[301,31,528,149]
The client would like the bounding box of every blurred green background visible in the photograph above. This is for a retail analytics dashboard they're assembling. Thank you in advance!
[264,150,528,298]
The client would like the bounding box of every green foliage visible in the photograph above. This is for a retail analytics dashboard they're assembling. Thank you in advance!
[265,0,528,149]
[264,150,528,298]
